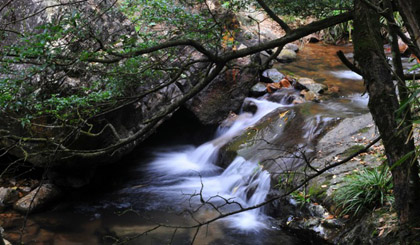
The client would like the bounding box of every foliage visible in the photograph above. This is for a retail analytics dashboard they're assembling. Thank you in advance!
[0,0,229,127]
[334,166,393,216]
[266,0,353,18]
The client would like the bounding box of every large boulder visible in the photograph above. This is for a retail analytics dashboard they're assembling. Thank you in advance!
[185,54,259,125]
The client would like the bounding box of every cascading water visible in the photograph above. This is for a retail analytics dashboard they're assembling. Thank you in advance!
[142,98,285,230]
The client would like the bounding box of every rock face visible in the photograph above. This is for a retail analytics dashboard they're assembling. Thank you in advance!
[185,54,259,125]
[14,184,60,213]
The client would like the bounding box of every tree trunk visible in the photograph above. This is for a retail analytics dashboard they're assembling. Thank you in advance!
[353,0,420,229]
[396,0,420,51]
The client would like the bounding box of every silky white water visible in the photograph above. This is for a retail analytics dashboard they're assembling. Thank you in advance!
[144,98,283,231]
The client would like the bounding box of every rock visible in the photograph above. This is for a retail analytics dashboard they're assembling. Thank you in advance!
[291,79,308,91]
[14,184,60,213]
[262,68,285,83]
[264,90,299,104]
[285,43,299,52]
[292,97,305,104]
[322,219,344,229]
[327,85,340,93]
[280,78,291,88]
[250,82,268,97]
[242,100,258,114]
[307,203,327,218]
[18,187,32,193]
[220,112,239,128]
[258,51,275,67]
[0,188,19,207]
[305,34,320,43]
[301,90,319,102]
[298,77,327,94]
[277,49,297,63]
[186,54,259,125]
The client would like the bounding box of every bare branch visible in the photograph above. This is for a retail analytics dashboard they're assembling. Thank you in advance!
[256,0,291,33]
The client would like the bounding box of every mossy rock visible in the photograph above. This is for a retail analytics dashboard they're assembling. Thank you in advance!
[341,144,365,158]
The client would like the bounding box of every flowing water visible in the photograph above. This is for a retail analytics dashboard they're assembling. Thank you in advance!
[4,44,370,244]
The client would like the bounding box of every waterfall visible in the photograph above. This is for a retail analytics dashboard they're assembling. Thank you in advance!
[143,98,284,230]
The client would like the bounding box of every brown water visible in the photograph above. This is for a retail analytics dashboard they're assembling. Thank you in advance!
[278,43,364,94]
[2,44,365,245]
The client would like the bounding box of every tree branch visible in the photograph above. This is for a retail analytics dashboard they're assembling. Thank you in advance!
[256,0,291,33]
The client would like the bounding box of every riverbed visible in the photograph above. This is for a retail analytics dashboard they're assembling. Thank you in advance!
[2,43,368,245]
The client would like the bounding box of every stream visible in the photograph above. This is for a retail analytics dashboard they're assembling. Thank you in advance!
[5,44,372,244]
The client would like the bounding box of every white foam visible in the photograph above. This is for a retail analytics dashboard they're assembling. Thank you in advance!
[331,70,363,80]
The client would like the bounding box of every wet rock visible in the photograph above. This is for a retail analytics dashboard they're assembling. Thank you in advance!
[242,101,258,114]
[0,188,19,208]
[285,43,299,52]
[327,85,340,94]
[307,203,327,218]
[301,90,320,102]
[262,68,285,83]
[264,90,299,104]
[292,97,305,104]
[3,239,11,245]
[298,77,327,94]
[305,34,320,43]
[277,49,297,63]
[280,78,292,88]
[250,82,268,97]
[258,51,275,67]
[14,184,60,213]
[186,54,259,125]
[18,187,32,193]
[291,80,308,91]
[322,218,344,229]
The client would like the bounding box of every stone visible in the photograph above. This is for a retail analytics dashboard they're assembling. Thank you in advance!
[14,184,60,213]
[250,82,268,97]
[0,188,18,206]
[298,77,327,94]
[301,90,319,102]
[277,49,297,63]
[291,79,308,91]
[305,34,320,43]
[264,90,299,104]
[242,101,258,114]
[280,78,291,88]
[285,43,299,52]
[186,54,259,125]
[322,218,344,229]
[262,68,285,83]
[327,85,340,93]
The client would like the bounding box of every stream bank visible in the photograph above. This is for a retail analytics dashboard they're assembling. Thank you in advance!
[1,41,402,244]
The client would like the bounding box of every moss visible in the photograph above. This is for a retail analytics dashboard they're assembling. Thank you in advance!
[357,127,370,134]
[341,144,365,157]
[308,183,327,200]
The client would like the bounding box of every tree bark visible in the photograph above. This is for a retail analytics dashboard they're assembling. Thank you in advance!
[396,0,420,52]
[354,0,420,229]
